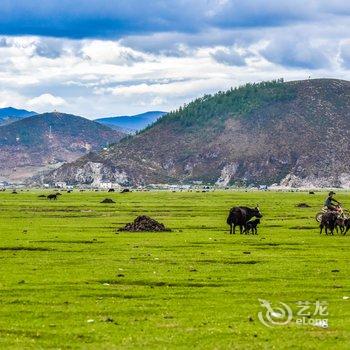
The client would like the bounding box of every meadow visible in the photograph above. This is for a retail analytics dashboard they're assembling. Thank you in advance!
[0,190,349,349]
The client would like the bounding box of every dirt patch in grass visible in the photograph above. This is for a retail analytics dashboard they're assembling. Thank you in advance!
[296,203,311,208]
[118,215,171,232]
[101,198,116,204]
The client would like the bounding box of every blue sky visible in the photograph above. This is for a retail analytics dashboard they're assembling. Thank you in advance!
[0,0,349,117]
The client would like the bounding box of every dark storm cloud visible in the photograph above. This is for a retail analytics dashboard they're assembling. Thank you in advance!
[0,1,348,39]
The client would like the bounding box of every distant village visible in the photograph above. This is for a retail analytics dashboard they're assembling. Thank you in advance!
[0,179,271,192]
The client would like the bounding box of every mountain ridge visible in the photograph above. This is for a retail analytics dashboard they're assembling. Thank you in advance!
[95,111,167,133]
[0,112,125,182]
[0,107,37,126]
[36,78,350,188]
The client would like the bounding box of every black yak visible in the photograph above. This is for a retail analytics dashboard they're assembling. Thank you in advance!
[320,212,338,235]
[243,218,261,235]
[227,206,262,234]
[47,194,58,200]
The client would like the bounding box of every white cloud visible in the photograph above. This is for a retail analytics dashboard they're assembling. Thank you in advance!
[340,41,350,68]
[210,46,250,66]
[0,12,349,119]
[28,93,67,110]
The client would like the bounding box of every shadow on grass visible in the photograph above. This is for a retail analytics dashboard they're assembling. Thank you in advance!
[98,279,224,288]
[32,240,104,244]
[0,247,54,251]
[289,226,316,230]
[197,259,261,265]
[79,293,147,299]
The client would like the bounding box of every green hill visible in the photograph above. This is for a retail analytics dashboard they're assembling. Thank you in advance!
[0,112,125,182]
[39,79,350,188]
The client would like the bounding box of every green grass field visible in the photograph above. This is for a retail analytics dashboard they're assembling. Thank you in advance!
[0,190,349,349]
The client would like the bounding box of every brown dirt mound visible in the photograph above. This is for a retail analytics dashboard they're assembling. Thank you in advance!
[296,203,311,208]
[118,215,171,232]
[101,198,116,204]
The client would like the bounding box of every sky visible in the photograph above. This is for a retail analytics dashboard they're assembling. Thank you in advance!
[0,0,349,118]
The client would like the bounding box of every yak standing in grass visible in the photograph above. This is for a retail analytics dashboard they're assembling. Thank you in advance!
[320,212,338,235]
[227,206,262,234]
[47,194,58,200]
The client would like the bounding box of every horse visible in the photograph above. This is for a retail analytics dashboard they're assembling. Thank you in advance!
[227,206,262,234]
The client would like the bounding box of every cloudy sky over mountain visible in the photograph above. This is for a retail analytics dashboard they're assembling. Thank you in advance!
[0,0,349,117]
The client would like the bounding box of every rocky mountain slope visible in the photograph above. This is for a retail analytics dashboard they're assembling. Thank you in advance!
[95,111,167,133]
[38,79,350,188]
[0,112,125,182]
[0,107,37,126]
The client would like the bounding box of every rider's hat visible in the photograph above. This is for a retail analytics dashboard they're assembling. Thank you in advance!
[329,191,336,196]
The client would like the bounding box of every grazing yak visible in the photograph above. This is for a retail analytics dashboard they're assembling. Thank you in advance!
[227,206,262,234]
[335,218,350,235]
[244,218,261,235]
[47,194,58,200]
[320,212,338,235]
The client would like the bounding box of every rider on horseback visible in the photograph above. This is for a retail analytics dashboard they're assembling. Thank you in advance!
[316,191,348,223]
[324,191,341,212]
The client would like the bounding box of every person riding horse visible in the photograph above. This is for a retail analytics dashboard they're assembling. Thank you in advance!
[324,191,341,212]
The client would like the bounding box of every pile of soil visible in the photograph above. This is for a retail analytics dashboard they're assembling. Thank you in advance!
[101,198,116,204]
[296,203,311,208]
[118,215,171,232]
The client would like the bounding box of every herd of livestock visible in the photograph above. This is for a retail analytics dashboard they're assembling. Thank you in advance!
[226,204,350,236]
[3,188,350,236]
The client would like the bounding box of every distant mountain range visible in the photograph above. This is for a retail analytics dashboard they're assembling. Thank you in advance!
[0,107,37,126]
[39,79,350,188]
[0,112,125,182]
[95,111,167,133]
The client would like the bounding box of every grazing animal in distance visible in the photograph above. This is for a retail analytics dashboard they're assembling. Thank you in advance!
[121,188,131,193]
[320,212,338,235]
[47,194,58,200]
[227,206,262,234]
[108,188,115,192]
[244,219,261,235]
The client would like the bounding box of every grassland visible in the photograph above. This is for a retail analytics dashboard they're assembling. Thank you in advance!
[0,190,349,349]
